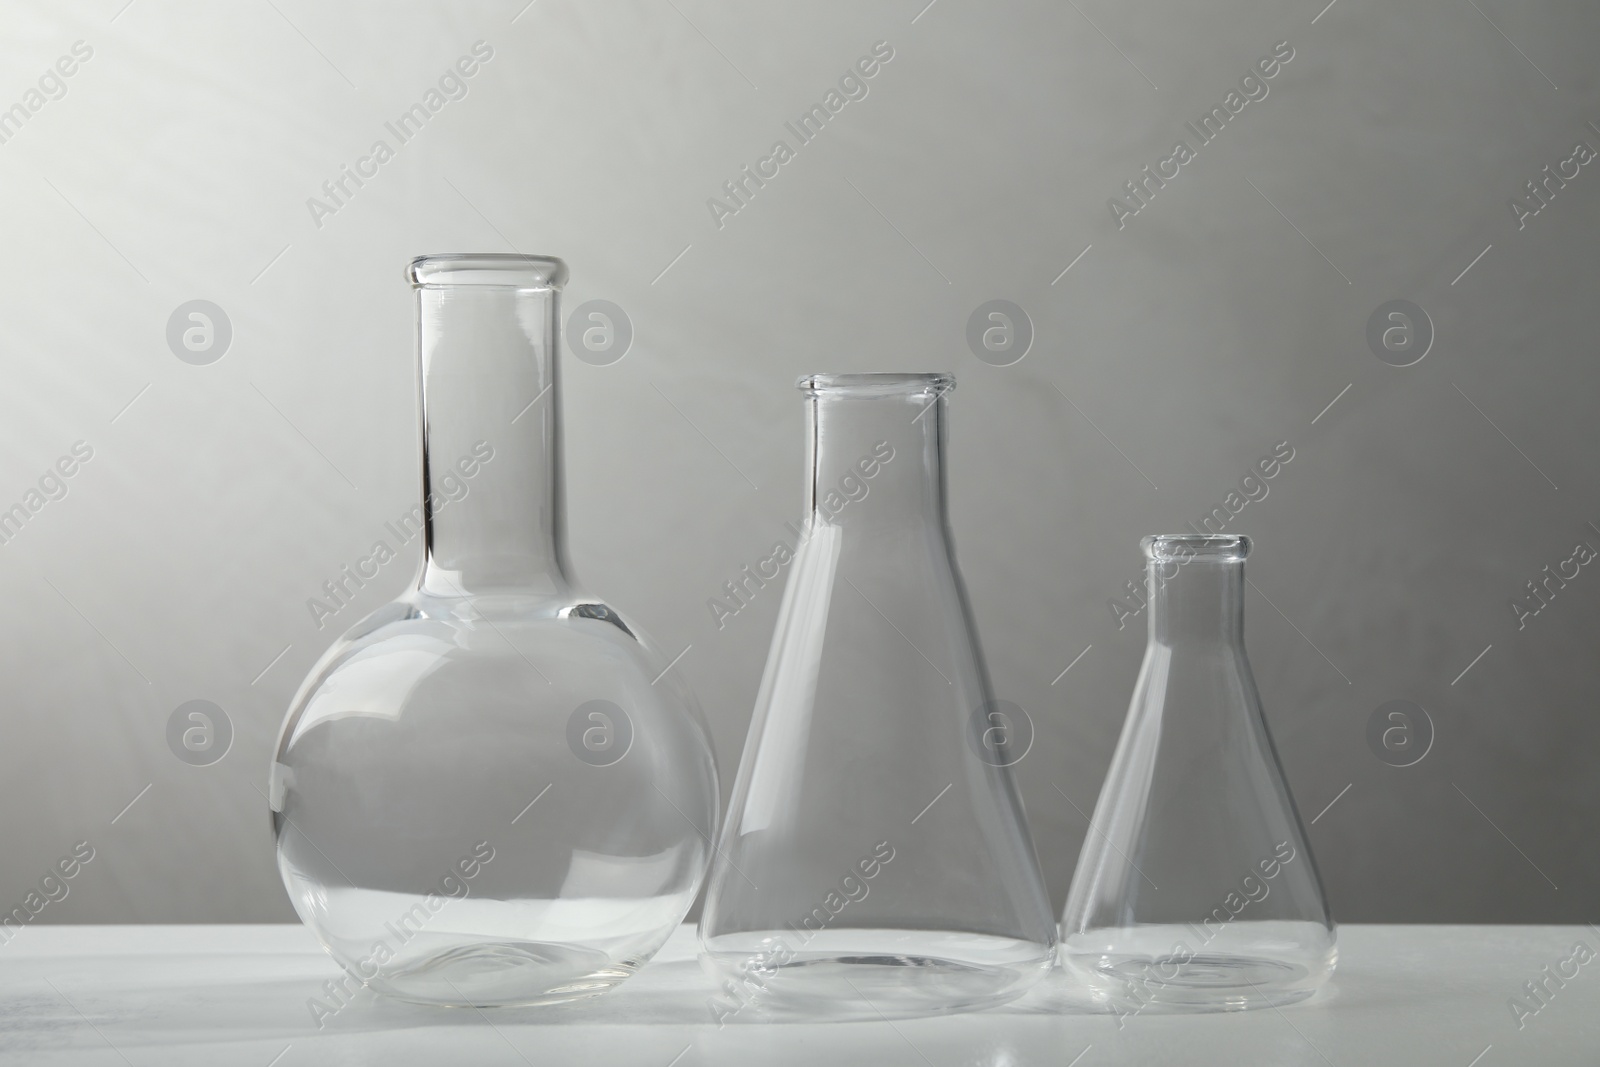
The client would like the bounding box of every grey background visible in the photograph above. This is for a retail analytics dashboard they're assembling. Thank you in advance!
[1,0,1595,925]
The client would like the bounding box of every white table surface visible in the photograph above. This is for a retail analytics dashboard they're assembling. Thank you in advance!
[0,924,1594,1066]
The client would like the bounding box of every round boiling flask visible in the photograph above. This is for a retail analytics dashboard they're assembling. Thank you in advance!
[271,255,718,1007]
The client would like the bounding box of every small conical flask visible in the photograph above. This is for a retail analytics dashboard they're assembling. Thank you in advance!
[270,255,718,1007]
[1061,535,1336,1012]
[698,373,1056,1020]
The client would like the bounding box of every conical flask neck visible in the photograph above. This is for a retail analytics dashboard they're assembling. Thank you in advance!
[1144,537,1247,647]
[410,257,571,598]
[801,374,953,532]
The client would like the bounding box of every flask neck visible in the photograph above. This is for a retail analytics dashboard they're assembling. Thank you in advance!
[803,377,951,532]
[415,283,569,598]
[1147,557,1246,647]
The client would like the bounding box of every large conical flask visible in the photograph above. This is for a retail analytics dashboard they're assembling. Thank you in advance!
[698,372,1056,1020]
[1062,535,1335,1012]
[270,254,718,1008]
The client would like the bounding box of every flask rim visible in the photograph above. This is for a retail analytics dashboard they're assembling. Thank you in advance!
[1142,534,1251,562]
[407,253,568,290]
[797,372,955,397]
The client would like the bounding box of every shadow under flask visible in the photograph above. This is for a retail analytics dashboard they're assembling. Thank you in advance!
[1061,535,1336,1012]
[698,373,1056,1020]
[270,254,718,1008]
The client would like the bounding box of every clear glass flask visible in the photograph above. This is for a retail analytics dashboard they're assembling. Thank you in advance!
[1061,535,1335,1013]
[698,373,1056,1021]
[270,254,718,1008]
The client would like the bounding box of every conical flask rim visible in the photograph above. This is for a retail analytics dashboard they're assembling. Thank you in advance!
[1143,534,1251,562]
